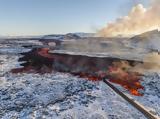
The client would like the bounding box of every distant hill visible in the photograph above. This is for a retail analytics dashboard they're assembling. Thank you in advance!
[73,33,95,38]
[130,29,160,51]
[0,32,95,40]
[42,33,95,40]
[42,34,64,40]
[42,33,81,40]
[131,30,160,41]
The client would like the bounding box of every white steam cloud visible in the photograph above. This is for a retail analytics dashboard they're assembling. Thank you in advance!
[99,0,160,37]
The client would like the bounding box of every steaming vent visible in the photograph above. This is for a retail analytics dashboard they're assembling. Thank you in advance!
[11,47,144,96]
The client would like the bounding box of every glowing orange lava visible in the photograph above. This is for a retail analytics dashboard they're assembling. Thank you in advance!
[107,65,144,96]
[11,48,144,96]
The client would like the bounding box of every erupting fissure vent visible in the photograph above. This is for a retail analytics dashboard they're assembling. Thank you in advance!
[11,47,144,96]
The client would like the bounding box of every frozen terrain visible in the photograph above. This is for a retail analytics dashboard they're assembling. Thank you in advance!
[0,30,160,119]
[0,44,145,119]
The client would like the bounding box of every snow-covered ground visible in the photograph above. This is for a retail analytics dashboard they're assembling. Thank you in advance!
[111,73,160,117]
[0,72,146,119]
[0,52,145,119]
[0,40,146,119]
[0,36,160,119]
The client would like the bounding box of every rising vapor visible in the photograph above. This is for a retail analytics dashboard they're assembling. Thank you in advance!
[99,0,160,37]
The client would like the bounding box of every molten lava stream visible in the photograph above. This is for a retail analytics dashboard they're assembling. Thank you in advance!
[72,72,102,81]
[107,66,144,96]
[11,48,54,74]
[11,47,144,96]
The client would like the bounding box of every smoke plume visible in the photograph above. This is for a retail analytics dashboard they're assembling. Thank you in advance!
[131,53,160,73]
[99,0,160,37]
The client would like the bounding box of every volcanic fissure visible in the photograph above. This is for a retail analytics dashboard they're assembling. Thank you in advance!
[11,47,144,96]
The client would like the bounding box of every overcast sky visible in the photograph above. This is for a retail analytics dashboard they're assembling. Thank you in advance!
[0,0,149,36]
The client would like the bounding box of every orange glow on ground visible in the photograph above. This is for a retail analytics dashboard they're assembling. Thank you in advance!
[11,48,144,96]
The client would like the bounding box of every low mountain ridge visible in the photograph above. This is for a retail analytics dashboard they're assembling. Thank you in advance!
[130,29,160,51]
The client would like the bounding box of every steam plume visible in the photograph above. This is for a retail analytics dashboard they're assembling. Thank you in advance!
[99,0,160,37]
[132,53,160,73]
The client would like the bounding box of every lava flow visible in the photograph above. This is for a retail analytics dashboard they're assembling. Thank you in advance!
[11,48,54,74]
[11,47,144,96]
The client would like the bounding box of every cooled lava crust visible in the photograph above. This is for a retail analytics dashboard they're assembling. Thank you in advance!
[11,48,144,96]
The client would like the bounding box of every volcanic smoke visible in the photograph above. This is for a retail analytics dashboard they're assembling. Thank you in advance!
[11,48,144,96]
[99,0,160,37]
